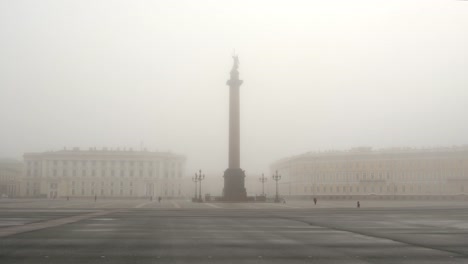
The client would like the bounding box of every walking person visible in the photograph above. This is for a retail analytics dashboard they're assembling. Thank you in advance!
[313,197,317,205]
[357,201,360,208]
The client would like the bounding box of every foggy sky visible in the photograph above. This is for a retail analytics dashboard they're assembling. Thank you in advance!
[1,0,467,178]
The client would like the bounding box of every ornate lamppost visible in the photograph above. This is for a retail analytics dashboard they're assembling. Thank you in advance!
[191,175,199,202]
[272,170,282,203]
[195,169,205,202]
[259,173,268,197]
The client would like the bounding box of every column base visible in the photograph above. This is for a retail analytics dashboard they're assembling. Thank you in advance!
[222,168,247,201]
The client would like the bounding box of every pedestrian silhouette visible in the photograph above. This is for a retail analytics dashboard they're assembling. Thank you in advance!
[357,201,360,208]
[313,197,317,205]
[158,196,162,203]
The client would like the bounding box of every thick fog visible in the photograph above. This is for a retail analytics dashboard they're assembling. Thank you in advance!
[1,0,467,178]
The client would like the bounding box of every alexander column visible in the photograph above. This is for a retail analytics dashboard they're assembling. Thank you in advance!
[223,55,247,201]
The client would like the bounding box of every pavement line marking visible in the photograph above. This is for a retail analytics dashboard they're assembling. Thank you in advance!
[95,201,120,208]
[268,203,299,209]
[204,203,221,209]
[0,210,118,238]
[135,201,155,208]
[246,204,260,209]
[50,201,94,209]
[171,201,181,208]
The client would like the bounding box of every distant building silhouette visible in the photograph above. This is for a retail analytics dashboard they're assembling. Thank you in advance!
[270,146,468,199]
[0,159,22,197]
[22,148,185,198]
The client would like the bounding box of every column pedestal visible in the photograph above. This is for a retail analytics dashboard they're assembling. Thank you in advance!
[223,168,247,201]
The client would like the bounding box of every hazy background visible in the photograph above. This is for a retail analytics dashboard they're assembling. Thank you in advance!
[1,0,467,180]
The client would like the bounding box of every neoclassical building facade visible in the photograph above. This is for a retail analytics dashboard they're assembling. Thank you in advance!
[270,147,468,199]
[23,148,185,198]
[0,159,22,197]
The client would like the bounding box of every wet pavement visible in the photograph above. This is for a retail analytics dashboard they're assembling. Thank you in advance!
[0,199,467,263]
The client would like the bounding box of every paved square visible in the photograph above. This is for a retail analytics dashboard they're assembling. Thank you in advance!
[1,199,467,263]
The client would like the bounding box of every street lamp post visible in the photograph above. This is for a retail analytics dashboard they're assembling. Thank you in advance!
[195,169,205,202]
[272,170,282,203]
[191,176,198,201]
[259,173,268,197]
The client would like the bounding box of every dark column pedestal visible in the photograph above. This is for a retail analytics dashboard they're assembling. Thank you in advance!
[223,168,247,201]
